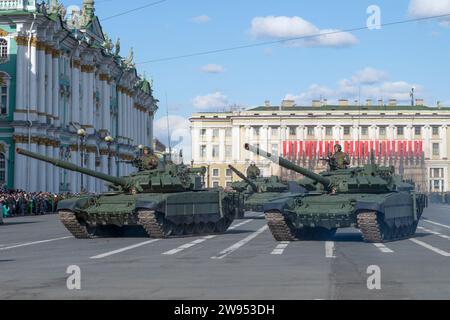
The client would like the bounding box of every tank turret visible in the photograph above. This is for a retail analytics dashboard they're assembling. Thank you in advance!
[16,148,205,193]
[17,148,128,187]
[244,143,331,189]
[228,165,258,192]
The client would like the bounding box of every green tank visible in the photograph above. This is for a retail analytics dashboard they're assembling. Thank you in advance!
[228,165,289,214]
[245,144,428,243]
[17,148,241,239]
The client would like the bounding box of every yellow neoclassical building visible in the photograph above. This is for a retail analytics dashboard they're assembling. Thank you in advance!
[190,99,450,192]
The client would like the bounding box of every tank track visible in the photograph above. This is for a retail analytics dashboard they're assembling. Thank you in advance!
[357,211,418,243]
[59,211,93,239]
[137,210,167,239]
[265,211,298,241]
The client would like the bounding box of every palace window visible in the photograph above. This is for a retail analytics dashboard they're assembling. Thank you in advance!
[0,38,7,63]
[289,126,296,136]
[212,169,220,177]
[414,126,422,136]
[200,145,206,158]
[432,126,439,136]
[200,128,207,137]
[325,126,333,136]
[397,126,404,136]
[0,72,10,116]
[225,128,232,137]
[225,145,232,158]
[226,168,232,177]
[379,126,386,136]
[253,127,260,136]
[270,127,278,137]
[0,153,5,185]
[212,181,220,188]
[307,127,314,137]
[212,145,219,158]
[361,126,368,136]
[432,143,440,157]
[343,127,351,136]
[212,128,219,138]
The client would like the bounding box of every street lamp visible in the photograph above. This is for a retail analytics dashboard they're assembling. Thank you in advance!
[77,128,87,193]
[105,135,114,175]
[138,144,144,157]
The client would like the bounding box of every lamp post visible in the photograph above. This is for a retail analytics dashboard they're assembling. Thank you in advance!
[138,144,144,157]
[105,135,114,175]
[77,128,87,193]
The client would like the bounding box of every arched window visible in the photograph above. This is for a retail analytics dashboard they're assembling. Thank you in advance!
[0,153,6,185]
[0,38,7,62]
[0,72,10,115]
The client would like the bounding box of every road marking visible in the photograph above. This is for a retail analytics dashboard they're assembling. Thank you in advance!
[229,219,252,230]
[90,239,160,259]
[410,238,450,257]
[162,220,253,256]
[325,241,336,258]
[418,226,450,240]
[271,241,290,255]
[211,225,268,260]
[422,218,450,230]
[373,243,394,253]
[0,236,73,251]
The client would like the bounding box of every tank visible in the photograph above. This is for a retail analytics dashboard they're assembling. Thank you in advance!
[244,143,428,243]
[17,148,241,239]
[228,165,289,214]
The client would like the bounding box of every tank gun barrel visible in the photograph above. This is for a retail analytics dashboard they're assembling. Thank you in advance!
[16,148,128,188]
[228,165,258,192]
[244,144,331,188]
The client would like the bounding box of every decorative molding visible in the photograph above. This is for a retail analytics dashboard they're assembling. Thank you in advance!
[72,59,81,69]
[99,73,110,82]
[36,41,46,51]
[52,49,60,58]
[81,64,95,73]
[15,36,28,46]
[0,29,8,37]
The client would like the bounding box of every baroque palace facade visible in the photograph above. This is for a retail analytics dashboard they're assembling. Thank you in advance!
[0,0,158,192]
[191,99,450,193]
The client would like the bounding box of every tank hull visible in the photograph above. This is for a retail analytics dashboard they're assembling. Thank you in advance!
[57,190,239,239]
[244,192,289,212]
[264,192,428,242]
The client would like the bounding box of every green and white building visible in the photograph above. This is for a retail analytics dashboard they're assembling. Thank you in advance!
[0,0,158,192]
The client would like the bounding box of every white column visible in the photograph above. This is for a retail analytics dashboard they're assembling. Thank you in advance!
[46,144,54,192]
[71,61,80,124]
[15,40,25,111]
[29,41,38,117]
[232,126,240,161]
[71,150,79,192]
[52,52,59,127]
[28,141,38,192]
[87,71,94,127]
[14,142,26,190]
[81,70,88,125]
[45,48,53,123]
[424,126,431,158]
[53,145,60,193]
[440,126,448,159]
[37,45,46,123]
[87,151,95,192]
[37,143,46,191]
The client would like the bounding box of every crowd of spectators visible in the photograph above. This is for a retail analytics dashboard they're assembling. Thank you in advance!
[0,189,71,218]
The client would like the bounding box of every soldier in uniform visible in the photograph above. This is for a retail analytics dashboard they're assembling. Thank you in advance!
[329,144,350,170]
[246,162,261,179]
[134,147,160,171]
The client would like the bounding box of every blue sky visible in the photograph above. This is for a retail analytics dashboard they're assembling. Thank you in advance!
[60,0,450,153]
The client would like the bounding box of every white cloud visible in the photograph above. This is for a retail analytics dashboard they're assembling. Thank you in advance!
[200,64,226,74]
[192,92,229,110]
[250,16,358,48]
[191,15,211,24]
[154,115,192,161]
[351,67,388,85]
[408,0,450,17]
[285,68,422,105]
[408,0,450,26]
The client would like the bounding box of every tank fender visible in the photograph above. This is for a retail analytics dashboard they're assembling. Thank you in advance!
[353,201,384,213]
[57,197,92,212]
[135,199,163,211]
[264,197,295,213]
